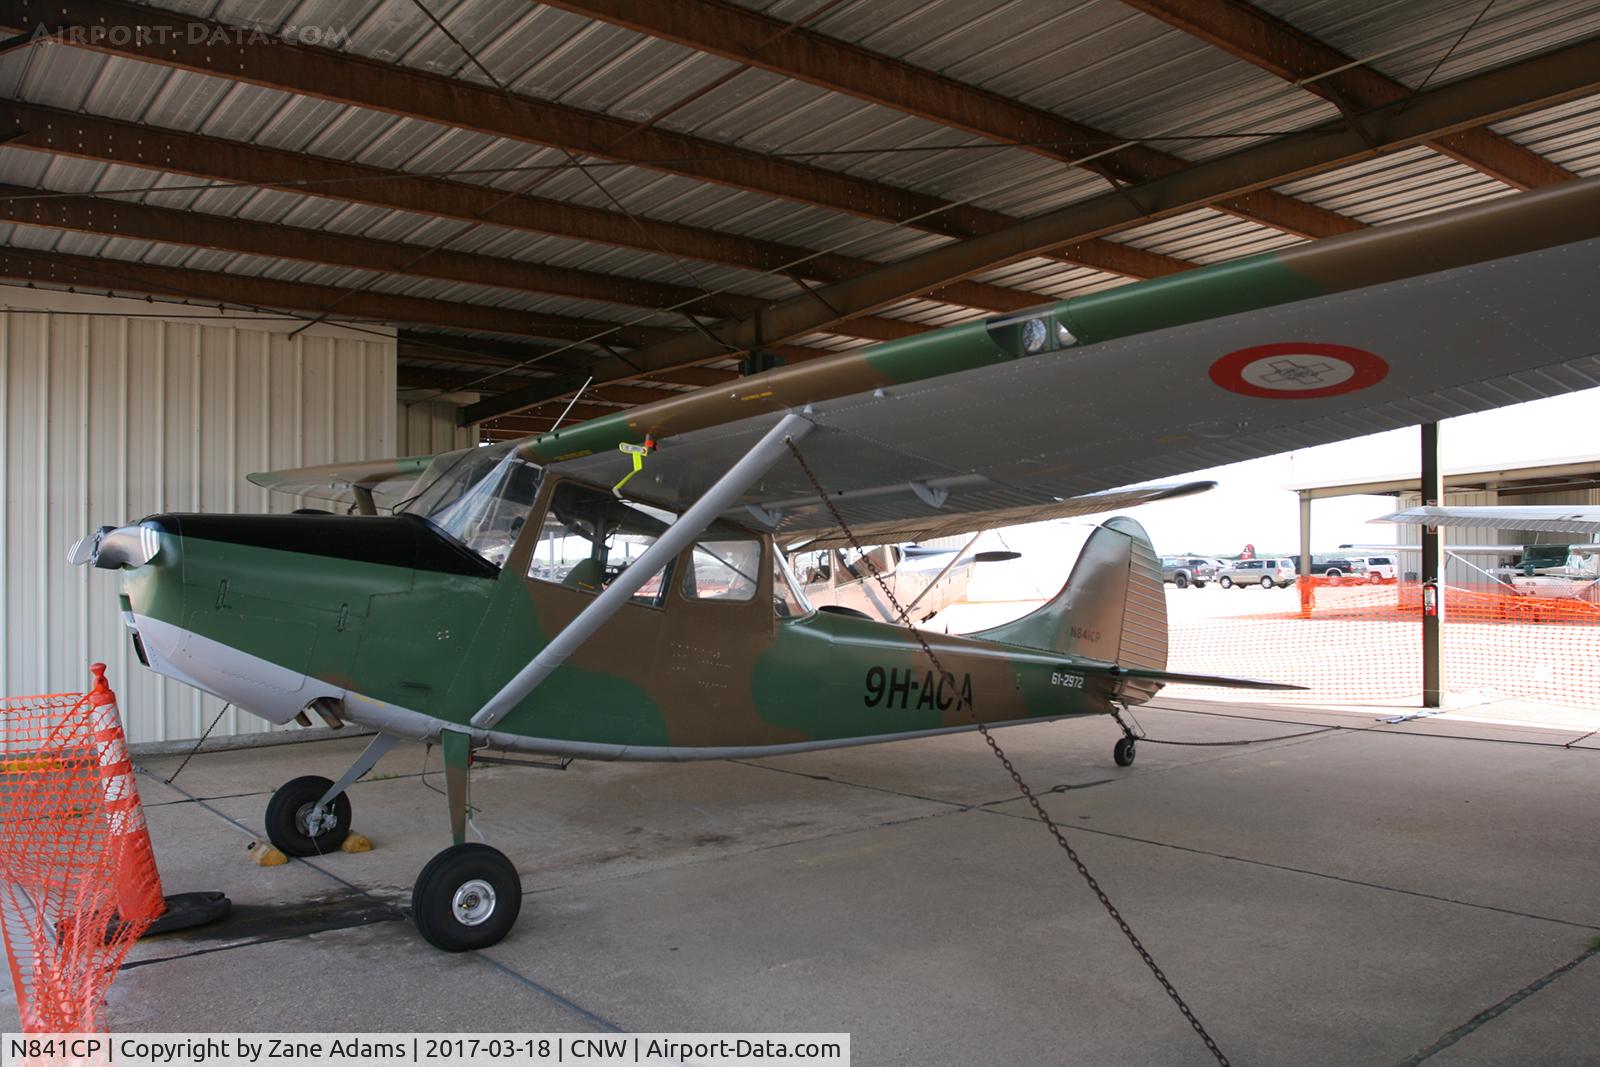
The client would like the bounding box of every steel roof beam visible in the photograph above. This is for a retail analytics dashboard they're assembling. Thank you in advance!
[461,32,1600,422]
[0,102,1045,317]
[0,248,689,346]
[0,183,926,345]
[1120,0,1574,191]
[396,366,684,411]
[1,0,1182,279]
[542,0,1362,240]
[395,331,762,398]
[395,332,699,389]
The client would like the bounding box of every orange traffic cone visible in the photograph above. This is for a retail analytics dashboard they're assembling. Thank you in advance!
[86,664,167,926]
[86,664,230,939]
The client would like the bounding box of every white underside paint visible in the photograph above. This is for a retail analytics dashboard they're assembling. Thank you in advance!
[129,613,1086,761]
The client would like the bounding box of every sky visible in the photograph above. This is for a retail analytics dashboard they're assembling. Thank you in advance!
[964,384,1600,592]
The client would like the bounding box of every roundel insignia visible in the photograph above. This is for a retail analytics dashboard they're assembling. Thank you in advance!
[1209,343,1388,399]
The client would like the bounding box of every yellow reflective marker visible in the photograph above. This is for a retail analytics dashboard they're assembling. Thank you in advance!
[612,437,655,498]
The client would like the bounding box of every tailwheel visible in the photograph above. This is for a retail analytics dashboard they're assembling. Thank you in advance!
[264,775,351,856]
[412,843,522,952]
[1113,736,1137,767]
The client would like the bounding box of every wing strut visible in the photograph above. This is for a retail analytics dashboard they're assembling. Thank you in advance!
[470,411,815,731]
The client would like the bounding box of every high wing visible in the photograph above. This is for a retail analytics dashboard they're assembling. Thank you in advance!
[775,480,1215,551]
[1372,506,1600,537]
[248,455,437,509]
[1340,542,1600,555]
[512,178,1600,548]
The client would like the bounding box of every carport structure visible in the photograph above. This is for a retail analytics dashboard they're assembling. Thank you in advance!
[1,0,1598,442]
[6,0,1600,740]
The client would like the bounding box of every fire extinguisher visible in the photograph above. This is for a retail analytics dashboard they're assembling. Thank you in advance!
[1422,580,1439,617]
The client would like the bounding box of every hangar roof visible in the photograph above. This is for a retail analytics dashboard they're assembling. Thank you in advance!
[1289,454,1600,500]
[1,0,1598,441]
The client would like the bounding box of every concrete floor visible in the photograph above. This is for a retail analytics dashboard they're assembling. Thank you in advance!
[9,701,1599,1065]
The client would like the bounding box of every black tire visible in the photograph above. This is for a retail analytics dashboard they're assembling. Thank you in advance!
[1260,576,1273,589]
[1368,571,1382,585]
[1113,737,1137,767]
[264,775,351,857]
[1174,573,1189,589]
[412,843,522,952]
[1193,580,1207,588]
[1219,576,1233,589]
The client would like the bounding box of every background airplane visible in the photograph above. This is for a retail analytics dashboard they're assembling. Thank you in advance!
[1368,505,1600,598]
[788,539,1020,624]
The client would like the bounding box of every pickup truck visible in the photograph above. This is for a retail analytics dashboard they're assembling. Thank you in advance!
[1160,556,1217,589]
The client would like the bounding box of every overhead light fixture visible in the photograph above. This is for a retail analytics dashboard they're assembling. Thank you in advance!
[1021,318,1048,353]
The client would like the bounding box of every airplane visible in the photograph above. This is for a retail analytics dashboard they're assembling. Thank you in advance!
[1365,504,1600,598]
[787,539,1018,624]
[1345,540,1600,597]
[69,175,1600,951]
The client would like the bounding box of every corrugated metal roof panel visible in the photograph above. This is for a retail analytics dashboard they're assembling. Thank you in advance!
[1264,0,1600,89]
[1493,93,1600,176]
[1111,208,1302,263]
[1,0,1596,376]
[1274,147,1514,224]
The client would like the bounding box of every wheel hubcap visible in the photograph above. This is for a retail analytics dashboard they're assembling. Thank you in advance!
[295,801,335,838]
[452,879,497,926]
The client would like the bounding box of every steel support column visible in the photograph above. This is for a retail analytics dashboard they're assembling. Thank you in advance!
[1298,492,1313,616]
[1422,423,1444,708]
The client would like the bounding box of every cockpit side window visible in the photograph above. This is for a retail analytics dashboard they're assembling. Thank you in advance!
[680,532,761,603]
[527,481,677,606]
[772,552,812,619]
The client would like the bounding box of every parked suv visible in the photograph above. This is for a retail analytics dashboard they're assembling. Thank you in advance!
[1160,556,1217,589]
[1352,555,1397,583]
[1218,558,1297,589]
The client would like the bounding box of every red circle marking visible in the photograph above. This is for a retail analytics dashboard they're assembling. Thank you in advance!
[1209,342,1388,399]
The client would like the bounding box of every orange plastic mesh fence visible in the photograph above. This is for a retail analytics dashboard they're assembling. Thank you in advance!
[1166,578,1600,707]
[0,680,160,1033]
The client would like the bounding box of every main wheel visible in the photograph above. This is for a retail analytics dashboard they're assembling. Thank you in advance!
[1174,573,1189,589]
[1219,576,1233,589]
[1260,576,1273,589]
[412,843,522,952]
[1113,736,1137,767]
[1369,571,1382,584]
[265,776,351,857]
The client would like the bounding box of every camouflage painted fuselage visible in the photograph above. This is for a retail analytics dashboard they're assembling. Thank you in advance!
[119,504,1143,759]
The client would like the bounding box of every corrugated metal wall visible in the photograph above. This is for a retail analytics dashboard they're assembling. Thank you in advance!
[1,290,398,743]
[397,399,476,455]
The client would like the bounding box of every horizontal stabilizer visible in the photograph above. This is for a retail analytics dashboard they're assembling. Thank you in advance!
[1087,665,1306,691]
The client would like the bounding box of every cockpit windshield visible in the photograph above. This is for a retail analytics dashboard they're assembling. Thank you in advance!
[400,442,543,567]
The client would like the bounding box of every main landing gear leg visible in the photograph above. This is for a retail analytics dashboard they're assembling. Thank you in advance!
[264,730,400,856]
[1110,706,1138,768]
[411,728,522,952]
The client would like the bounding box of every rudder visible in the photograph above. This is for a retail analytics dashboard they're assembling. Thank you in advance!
[972,516,1167,671]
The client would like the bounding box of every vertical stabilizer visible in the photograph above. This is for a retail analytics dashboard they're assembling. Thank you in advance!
[972,516,1167,670]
